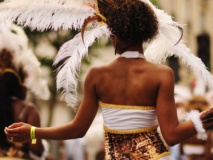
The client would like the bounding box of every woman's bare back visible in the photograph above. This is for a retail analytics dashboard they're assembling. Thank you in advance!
[92,57,173,107]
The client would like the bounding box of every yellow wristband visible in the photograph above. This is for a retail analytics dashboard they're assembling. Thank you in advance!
[30,126,37,144]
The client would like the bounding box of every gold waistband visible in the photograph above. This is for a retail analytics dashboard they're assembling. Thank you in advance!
[99,101,155,110]
[151,152,171,160]
[0,157,26,160]
[104,125,158,134]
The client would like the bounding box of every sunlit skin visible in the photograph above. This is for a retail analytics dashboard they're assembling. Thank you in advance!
[4,34,202,147]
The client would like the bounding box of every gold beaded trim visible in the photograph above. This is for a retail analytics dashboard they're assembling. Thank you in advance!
[104,125,158,134]
[99,101,155,110]
[0,157,26,160]
[94,0,107,21]
[151,152,171,160]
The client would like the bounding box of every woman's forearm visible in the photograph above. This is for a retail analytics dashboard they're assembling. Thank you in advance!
[162,120,197,146]
[35,123,86,140]
[173,120,197,144]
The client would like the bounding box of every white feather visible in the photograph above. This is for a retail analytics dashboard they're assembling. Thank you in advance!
[2,0,213,106]
[142,0,213,89]
[193,77,206,96]
[53,25,110,110]
[1,0,92,8]
[145,28,213,90]
[0,22,50,100]
[0,0,95,31]
[174,43,213,89]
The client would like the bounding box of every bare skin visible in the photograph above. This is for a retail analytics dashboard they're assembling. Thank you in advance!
[5,38,198,147]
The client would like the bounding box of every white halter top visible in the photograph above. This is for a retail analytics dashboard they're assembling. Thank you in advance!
[99,101,158,133]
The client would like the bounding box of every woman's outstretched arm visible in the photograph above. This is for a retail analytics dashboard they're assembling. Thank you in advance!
[156,66,198,146]
[5,68,99,141]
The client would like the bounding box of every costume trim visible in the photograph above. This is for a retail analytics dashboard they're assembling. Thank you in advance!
[0,157,26,160]
[94,0,107,21]
[186,110,207,140]
[99,101,155,110]
[151,152,171,160]
[121,51,146,59]
[104,124,158,134]
[3,68,23,86]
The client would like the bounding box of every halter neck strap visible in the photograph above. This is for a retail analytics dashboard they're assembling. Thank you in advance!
[120,51,146,59]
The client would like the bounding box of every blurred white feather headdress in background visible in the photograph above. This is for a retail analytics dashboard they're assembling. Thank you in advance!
[0,0,212,110]
[0,22,50,100]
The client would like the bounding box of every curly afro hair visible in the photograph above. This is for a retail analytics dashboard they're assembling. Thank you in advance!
[97,0,159,43]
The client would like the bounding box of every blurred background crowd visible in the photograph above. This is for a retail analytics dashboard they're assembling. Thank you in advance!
[0,0,213,160]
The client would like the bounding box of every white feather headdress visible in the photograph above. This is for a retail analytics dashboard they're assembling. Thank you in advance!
[0,0,212,110]
[0,22,50,100]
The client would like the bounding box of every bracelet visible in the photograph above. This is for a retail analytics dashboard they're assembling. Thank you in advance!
[30,126,37,144]
[186,110,207,140]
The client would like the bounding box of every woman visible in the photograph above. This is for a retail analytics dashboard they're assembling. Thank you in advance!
[4,0,213,160]
[0,23,50,160]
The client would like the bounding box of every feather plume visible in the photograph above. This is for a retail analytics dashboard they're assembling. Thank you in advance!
[145,28,213,90]
[53,25,110,110]
[0,22,50,100]
[1,0,213,106]
[0,0,95,31]
[174,43,213,89]
[142,0,213,89]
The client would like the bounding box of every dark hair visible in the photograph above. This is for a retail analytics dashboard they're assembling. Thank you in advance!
[98,0,159,42]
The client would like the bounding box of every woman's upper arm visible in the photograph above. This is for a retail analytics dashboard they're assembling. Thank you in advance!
[34,68,99,140]
[156,67,179,142]
[70,68,99,136]
[156,67,197,146]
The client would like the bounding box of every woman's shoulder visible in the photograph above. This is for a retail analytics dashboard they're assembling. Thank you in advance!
[88,63,112,75]
[145,62,174,74]
[158,64,174,75]
[145,63,174,84]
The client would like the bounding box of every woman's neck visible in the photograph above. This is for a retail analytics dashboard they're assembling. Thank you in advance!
[122,44,143,54]
[117,42,143,55]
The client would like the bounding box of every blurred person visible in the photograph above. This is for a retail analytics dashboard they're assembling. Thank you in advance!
[2,0,213,160]
[95,148,105,160]
[173,77,213,160]
[169,98,187,160]
[169,85,191,160]
[180,96,212,160]
[0,23,50,159]
[84,112,104,160]
[63,138,87,160]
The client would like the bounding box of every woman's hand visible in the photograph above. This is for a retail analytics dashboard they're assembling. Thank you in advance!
[4,122,32,142]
